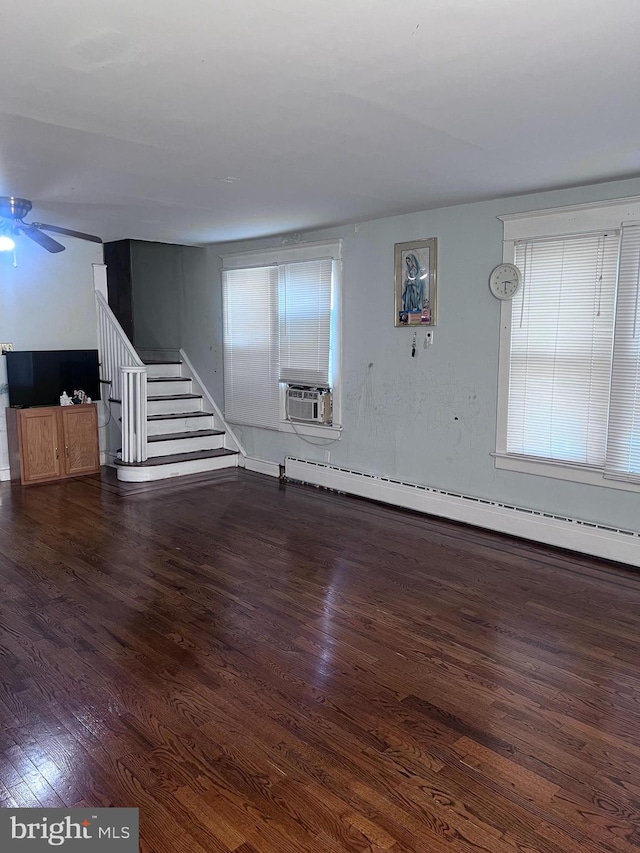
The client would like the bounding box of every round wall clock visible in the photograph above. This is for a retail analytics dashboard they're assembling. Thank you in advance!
[489,263,522,300]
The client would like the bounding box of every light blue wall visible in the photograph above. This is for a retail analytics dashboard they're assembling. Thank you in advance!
[139,176,640,532]
[0,238,103,476]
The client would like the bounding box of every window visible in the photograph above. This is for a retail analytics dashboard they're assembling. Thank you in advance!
[607,225,640,478]
[507,233,618,465]
[222,240,341,434]
[496,198,640,489]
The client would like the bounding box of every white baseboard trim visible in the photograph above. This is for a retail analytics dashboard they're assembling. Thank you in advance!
[285,457,640,568]
[0,466,10,482]
[244,457,281,478]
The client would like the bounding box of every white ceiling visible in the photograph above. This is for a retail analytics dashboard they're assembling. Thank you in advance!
[1,0,639,245]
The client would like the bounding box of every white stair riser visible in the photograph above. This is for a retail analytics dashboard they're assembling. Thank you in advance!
[117,454,238,482]
[148,397,203,415]
[147,415,215,435]
[146,434,225,457]
[147,379,192,396]
[145,363,182,379]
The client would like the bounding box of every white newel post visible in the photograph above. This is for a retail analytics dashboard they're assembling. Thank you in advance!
[121,366,148,463]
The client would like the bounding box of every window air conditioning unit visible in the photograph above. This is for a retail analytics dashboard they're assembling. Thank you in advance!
[286,386,332,424]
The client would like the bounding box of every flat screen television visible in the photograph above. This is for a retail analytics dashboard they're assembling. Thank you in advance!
[5,349,101,408]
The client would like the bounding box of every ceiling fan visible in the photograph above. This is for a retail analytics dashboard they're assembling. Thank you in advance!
[0,196,102,253]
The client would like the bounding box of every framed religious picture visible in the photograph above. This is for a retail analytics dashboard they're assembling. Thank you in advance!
[394,238,438,327]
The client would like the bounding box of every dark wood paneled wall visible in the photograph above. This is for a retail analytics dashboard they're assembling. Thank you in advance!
[104,239,135,342]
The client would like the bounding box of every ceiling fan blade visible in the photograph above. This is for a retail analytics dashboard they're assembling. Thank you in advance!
[20,225,66,253]
[33,222,103,244]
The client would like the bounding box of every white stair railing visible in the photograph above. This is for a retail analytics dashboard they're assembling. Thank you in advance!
[95,289,148,463]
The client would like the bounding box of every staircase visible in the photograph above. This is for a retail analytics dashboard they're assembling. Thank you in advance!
[113,358,239,482]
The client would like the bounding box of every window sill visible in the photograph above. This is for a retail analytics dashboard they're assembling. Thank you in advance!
[226,418,342,439]
[493,452,640,493]
[279,421,342,439]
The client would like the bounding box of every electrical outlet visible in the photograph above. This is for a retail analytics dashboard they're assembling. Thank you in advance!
[0,343,14,354]
[423,330,434,348]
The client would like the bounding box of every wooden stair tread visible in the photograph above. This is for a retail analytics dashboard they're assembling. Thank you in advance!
[147,376,191,383]
[141,359,182,365]
[147,393,202,401]
[115,448,237,467]
[111,393,202,404]
[148,429,224,442]
[147,411,213,421]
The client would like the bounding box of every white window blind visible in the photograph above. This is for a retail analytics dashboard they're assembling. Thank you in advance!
[278,258,332,386]
[606,224,640,478]
[507,233,619,465]
[222,265,281,428]
[222,246,339,430]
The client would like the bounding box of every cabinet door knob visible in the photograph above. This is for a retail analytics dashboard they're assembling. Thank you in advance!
[55,447,59,459]
[65,445,69,457]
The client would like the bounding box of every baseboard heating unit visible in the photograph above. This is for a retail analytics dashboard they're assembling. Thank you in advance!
[284,457,640,568]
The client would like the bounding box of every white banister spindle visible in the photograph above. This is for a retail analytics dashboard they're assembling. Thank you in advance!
[95,290,148,464]
[122,382,130,463]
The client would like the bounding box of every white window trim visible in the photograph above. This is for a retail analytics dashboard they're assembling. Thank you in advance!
[221,240,343,438]
[495,196,640,493]
[500,195,640,242]
[221,239,342,270]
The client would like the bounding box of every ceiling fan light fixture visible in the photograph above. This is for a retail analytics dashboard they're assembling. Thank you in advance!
[0,196,32,220]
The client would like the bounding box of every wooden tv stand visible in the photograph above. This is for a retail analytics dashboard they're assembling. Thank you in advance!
[6,404,100,485]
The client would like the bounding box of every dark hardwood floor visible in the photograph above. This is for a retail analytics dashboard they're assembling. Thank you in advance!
[1,468,639,852]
